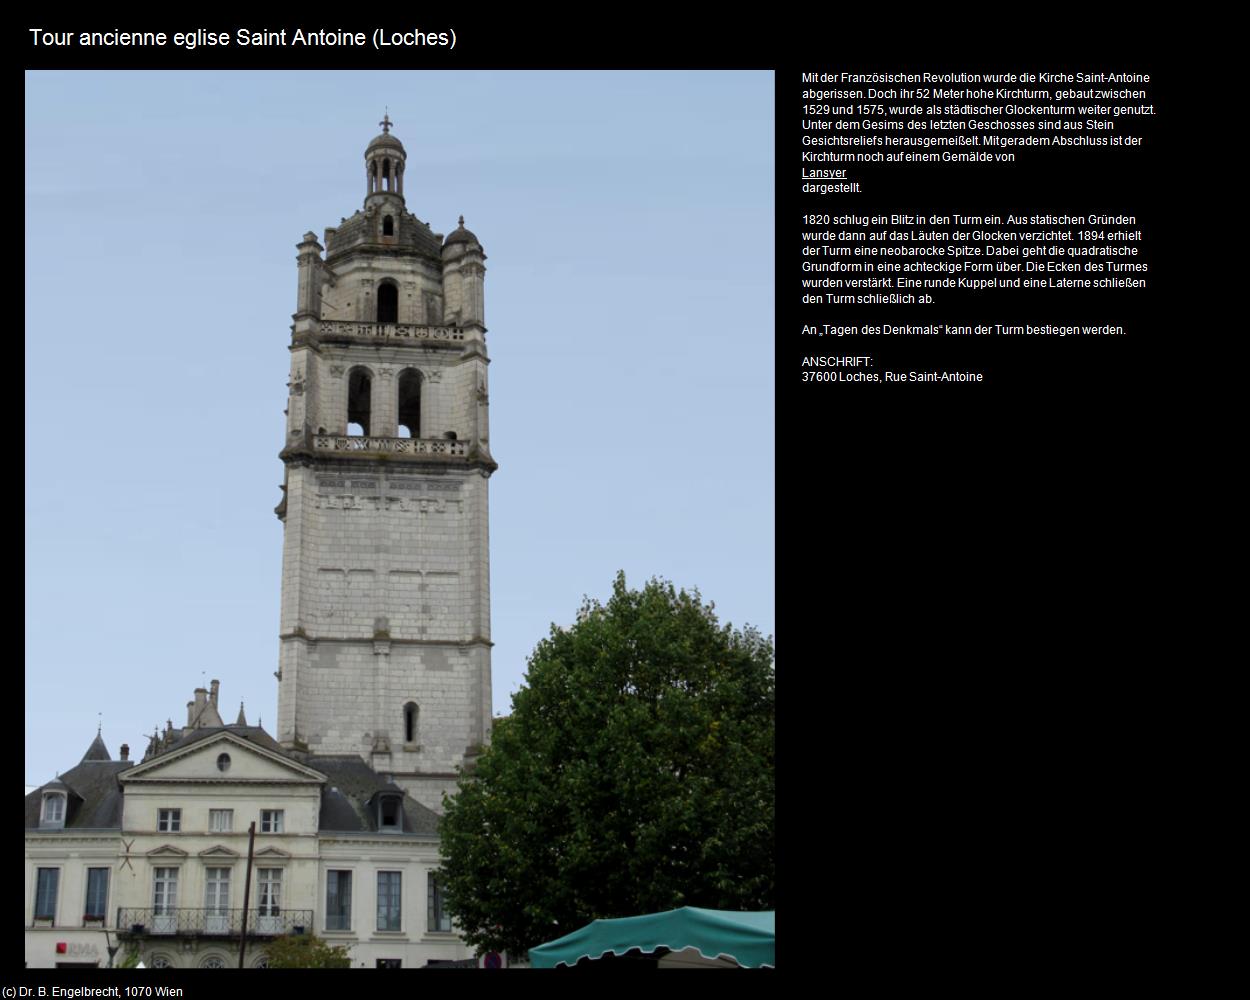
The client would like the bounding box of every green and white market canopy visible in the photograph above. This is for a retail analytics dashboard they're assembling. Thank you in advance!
[528,907,775,969]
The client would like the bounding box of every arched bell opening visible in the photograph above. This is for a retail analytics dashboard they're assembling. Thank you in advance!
[377,281,399,324]
[397,369,422,439]
[346,367,372,436]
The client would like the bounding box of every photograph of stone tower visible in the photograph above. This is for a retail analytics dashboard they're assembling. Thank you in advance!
[275,116,495,814]
[26,71,773,968]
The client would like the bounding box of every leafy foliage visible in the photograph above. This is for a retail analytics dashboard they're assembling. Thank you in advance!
[439,572,774,956]
[262,933,352,969]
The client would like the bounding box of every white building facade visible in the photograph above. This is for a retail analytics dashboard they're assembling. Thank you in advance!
[26,693,474,969]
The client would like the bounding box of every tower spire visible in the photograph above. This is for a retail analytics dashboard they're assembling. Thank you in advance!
[363,113,406,202]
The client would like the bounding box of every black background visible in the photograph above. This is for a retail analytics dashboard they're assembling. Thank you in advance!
[22,15,1184,981]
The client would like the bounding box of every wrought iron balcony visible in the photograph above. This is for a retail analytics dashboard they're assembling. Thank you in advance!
[116,908,313,939]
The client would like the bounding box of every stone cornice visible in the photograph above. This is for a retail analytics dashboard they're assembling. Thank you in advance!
[279,633,493,648]
[317,832,439,846]
[197,844,241,858]
[119,731,328,784]
[25,832,120,843]
[324,244,442,268]
[120,776,323,785]
[279,447,497,475]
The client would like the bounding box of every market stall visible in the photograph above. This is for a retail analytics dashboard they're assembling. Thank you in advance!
[528,906,774,969]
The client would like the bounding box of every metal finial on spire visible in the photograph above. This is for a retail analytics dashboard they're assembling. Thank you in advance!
[458,215,465,227]
[380,110,393,134]
[97,712,102,736]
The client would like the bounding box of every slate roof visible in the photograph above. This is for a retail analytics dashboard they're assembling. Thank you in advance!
[326,208,443,260]
[296,754,441,836]
[82,732,111,761]
[367,132,405,153]
[28,725,440,836]
[444,216,479,247]
[25,760,132,830]
[157,724,285,757]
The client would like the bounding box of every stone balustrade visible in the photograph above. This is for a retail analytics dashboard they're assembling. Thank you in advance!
[316,320,465,343]
[313,435,468,457]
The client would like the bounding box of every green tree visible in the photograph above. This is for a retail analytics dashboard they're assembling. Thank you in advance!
[439,572,774,957]
[262,933,352,969]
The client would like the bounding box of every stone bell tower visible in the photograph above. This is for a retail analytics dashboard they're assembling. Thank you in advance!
[274,115,495,813]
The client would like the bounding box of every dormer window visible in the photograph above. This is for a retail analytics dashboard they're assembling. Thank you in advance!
[378,794,403,833]
[40,792,66,829]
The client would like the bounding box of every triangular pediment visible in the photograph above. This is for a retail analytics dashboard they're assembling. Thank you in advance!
[254,846,292,859]
[147,844,189,858]
[120,731,325,785]
[198,844,241,859]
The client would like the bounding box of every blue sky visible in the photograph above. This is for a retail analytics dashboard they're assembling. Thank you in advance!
[25,70,774,792]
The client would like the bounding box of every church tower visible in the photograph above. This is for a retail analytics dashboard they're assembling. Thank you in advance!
[275,116,495,813]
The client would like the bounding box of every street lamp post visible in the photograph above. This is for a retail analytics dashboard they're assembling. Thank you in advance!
[238,821,257,968]
[102,927,120,968]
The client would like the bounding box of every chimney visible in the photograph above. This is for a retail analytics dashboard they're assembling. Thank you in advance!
[210,679,220,709]
[120,744,129,761]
